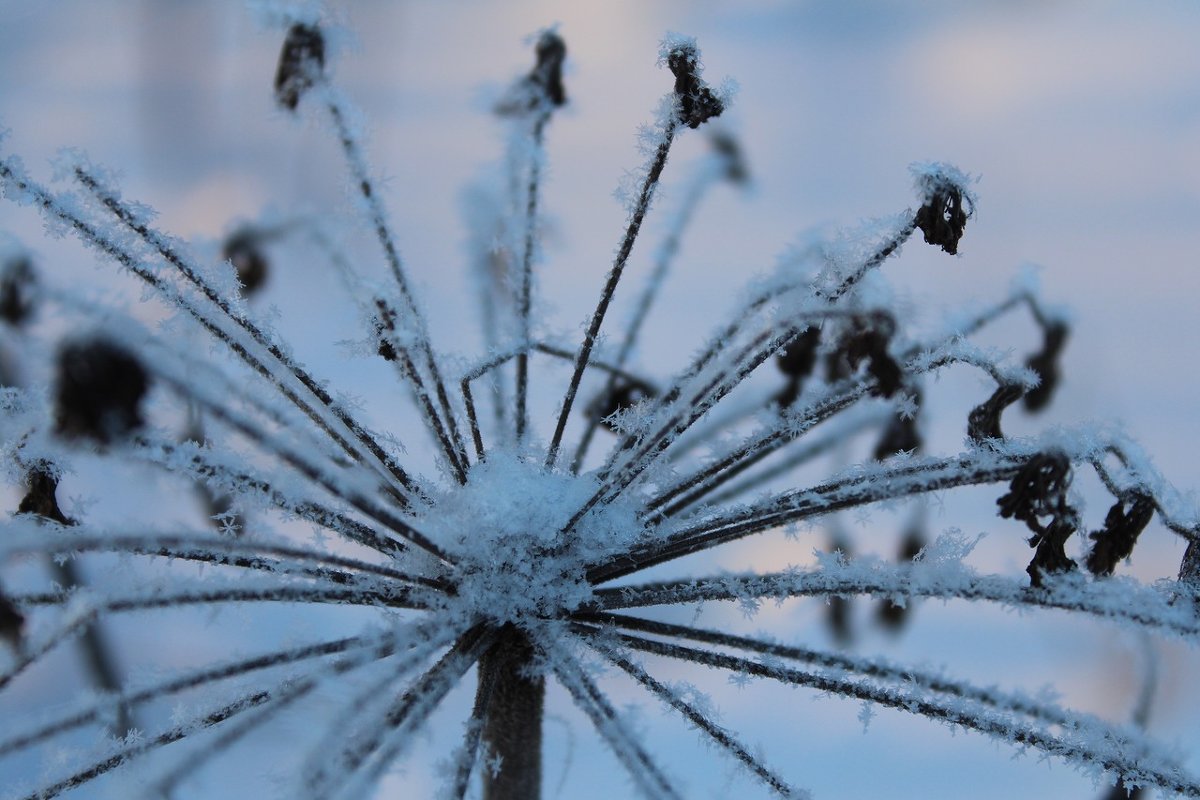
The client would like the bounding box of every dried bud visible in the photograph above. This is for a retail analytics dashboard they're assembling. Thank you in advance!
[221,227,270,297]
[997,451,1072,533]
[997,451,1079,586]
[843,326,901,398]
[665,43,723,129]
[275,23,325,112]
[874,392,922,460]
[1023,320,1069,412]
[709,130,749,185]
[55,338,149,443]
[1026,515,1079,587]
[532,31,567,108]
[967,383,1024,443]
[914,176,970,255]
[877,526,925,630]
[1,253,36,328]
[17,464,73,526]
[496,31,567,116]
[586,379,656,432]
[1085,492,1154,576]
[775,326,821,379]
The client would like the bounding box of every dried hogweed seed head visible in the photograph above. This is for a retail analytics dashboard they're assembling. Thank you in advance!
[496,30,567,116]
[997,451,1073,530]
[221,227,270,296]
[17,463,73,526]
[532,30,567,107]
[967,382,1024,443]
[841,318,902,397]
[274,23,325,112]
[1026,514,1079,587]
[1023,320,1069,412]
[996,451,1079,586]
[0,252,36,328]
[1085,492,1155,576]
[665,42,724,128]
[774,326,821,378]
[773,326,820,408]
[914,173,971,255]
[54,338,149,443]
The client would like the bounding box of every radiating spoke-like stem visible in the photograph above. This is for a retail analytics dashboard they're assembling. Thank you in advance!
[70,164,422,503]
[546,120,679,469]
[599,628,1200,798]
[579,629,801,798]
[516,114,549,444]
[325,97,471,476]
[571,162,717,473]
[548,642,683,800]
[590,453,1027,583]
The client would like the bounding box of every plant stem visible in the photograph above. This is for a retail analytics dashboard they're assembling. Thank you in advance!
[478,625,544,800]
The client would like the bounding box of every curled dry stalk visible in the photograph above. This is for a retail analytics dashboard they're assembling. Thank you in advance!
[0,12,1197,800]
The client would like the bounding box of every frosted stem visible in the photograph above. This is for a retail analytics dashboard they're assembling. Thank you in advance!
[546,121,679,469]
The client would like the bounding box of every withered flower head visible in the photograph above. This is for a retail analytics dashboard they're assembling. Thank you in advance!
[274,23,326,112]
[54,338,149,444]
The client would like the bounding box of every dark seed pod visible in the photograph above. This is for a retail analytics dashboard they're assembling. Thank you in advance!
[1026,515,1079,588]
[496,30,567,116]
[775,326,820,379]
[274,23,325,112]
[843,329,902,398]
[877,526,925,630]
[1023,320,1069,412]
[531,31,567,108]
[1085,492,1154,576]
[1,253,36,328]
[221,227,270,297]
[0,589,23,652]
[665,43,724,129]
[54,338,149,443]
[874,390,922,460]
[17,464,73,526]
[586,379,657,433]
[914,177,969,255]
[997,451,1079,587]
[967,382,1024,443]
[997,451,1072,533]
[709,129,749,185]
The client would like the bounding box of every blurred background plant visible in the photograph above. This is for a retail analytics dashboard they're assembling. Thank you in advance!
[0,2,1199,799]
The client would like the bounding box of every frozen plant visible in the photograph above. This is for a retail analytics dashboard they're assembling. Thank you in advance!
[0,10,1199,800]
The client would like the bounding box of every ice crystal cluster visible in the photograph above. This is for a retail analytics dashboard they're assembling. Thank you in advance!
[0,8,1198,800]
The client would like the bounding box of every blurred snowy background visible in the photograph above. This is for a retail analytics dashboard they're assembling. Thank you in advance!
[1,1,1198,798]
